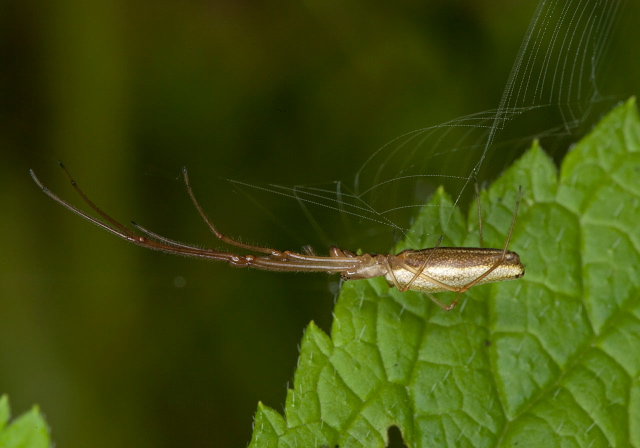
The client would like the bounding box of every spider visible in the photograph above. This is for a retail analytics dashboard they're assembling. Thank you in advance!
[30,163,524,310]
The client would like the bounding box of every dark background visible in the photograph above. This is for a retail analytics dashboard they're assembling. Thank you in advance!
[1,1,639,447]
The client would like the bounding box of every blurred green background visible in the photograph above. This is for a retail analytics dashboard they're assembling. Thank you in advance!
[1,1,639,447]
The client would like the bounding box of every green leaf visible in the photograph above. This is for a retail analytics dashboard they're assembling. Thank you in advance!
[0,395,51,448]
[249,98,640,448]
[0,396,9,433]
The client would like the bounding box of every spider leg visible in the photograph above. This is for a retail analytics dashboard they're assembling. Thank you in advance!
[131,221,209,251]
[455,186,522,293]
[382,256,402,290]
[31,166,236,259]
[474,177,484,247]
[57,162,135,238]
[31,167,140,244]
[182,167,285,256]
[32,165,365,274]
[426,292,457,311]
[401,235,443,291]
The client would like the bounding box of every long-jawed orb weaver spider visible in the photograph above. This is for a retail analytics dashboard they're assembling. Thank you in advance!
[30,163,524,311]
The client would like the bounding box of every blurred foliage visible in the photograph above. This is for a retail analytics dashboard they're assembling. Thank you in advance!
[0,395,50,448]
[1,1,639,447]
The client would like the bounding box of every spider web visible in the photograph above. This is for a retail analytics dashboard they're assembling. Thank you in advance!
[229,0,627,252]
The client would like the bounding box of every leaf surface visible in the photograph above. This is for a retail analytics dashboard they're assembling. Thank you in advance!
[249,99,640,448]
